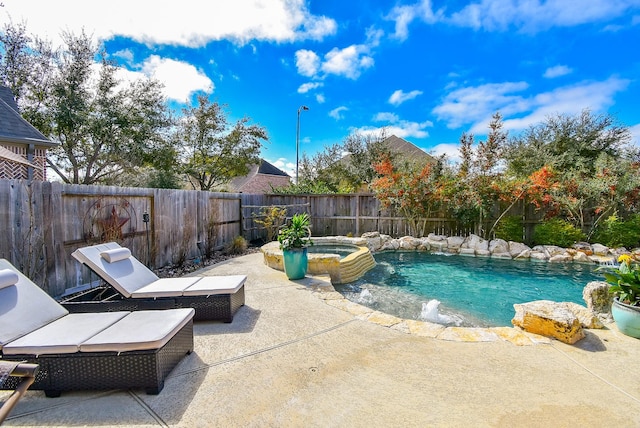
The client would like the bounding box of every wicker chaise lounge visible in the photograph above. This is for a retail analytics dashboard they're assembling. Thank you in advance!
[0,259,194,397]
[68,242,246,322]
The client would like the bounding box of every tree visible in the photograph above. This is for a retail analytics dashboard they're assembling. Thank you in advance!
[371,155,446,237]
[505,109,634,177]
[1,25,174,185]
[178,95,267,191]
[277,130,391,194]
[450,112,507,237]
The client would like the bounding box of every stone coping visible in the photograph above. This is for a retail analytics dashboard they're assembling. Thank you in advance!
[303,274,559,346]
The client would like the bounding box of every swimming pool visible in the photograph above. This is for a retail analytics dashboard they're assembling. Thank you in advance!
[334,251,600,327]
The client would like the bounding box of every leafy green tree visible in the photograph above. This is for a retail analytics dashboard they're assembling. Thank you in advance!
[178,95,267,191]
[505,109,634,177]
[1,25,175,185]
[282,130,392,194]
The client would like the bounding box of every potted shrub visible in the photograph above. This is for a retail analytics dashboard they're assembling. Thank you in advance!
[277,213,313,280]
[602,254,640,338]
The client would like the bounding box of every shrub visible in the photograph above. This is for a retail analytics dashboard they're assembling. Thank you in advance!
[494,215,523,243]
[533,218,585,247]
[225,236,248,255]
[254,206,287,242]
[591,214,640,249]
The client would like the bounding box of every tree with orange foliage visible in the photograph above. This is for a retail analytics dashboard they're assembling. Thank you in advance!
[371,155,444,237]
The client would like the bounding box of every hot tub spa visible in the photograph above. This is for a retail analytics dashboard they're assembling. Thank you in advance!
[260,236,376,284]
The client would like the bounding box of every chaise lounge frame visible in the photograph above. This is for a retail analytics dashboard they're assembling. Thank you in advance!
[67,242,246,322]
[0,361,39,423]
[0,259,194,398]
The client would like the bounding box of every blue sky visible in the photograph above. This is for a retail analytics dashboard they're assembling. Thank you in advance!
[3,0,640,176]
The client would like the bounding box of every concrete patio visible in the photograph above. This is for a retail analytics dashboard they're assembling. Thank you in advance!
[2,252,640,427]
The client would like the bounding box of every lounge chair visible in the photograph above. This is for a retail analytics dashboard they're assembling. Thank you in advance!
[0,361,38,424]
[67,242,246,322]
[0,259,194,397]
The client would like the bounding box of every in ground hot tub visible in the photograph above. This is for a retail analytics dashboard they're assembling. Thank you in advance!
[261,236,376,284]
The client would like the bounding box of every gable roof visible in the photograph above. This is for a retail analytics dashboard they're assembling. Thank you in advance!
[0,86,56,147]
[227,159,290,192]
[340,135,435,167]
[381,135,434,162]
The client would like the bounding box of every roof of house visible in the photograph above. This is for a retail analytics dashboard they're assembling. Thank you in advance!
[0,86,56,147]
[381,135,434,161]
[227,159,290,192]
[340,135,435,167]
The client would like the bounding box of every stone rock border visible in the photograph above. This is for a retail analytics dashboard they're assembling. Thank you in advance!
[300,233,623,344]
[358,231,639,265]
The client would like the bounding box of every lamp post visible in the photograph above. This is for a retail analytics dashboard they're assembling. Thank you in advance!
[296,105,309,184]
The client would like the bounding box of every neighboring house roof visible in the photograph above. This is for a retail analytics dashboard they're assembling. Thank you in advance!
[381,135,434,162]
[227,159,291,193]
[0,86,56,147]
[340,134,435,167]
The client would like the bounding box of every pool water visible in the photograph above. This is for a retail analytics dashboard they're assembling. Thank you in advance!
[334,251,600,327]
[307,245,358,259]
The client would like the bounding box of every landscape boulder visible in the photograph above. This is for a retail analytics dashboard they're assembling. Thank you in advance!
[582,281,613,323]
[512,300,585,344]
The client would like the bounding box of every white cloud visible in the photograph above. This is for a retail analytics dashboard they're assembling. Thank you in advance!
[297,82,323,93]
[141,56,213,102]
[449,0,637,33]
[433,81,530,128]
[354,115,433,139]
[374,112,400,122]
[321,45,374,80]
[112,49,135,65]
[316,93,326,103]
[384,0,639,39]
[543,65,573,78]
[386,1,443,40]
[2,0,337,47]
[329,106,349,120]
[433,77,630,136]
[389,89,423,106]
[295,50,321,77]
[431,143,462,163]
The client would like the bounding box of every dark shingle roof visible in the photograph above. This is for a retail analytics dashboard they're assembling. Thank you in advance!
[0,86,55,147]
[227,159,290,192]
[256,159,290,177]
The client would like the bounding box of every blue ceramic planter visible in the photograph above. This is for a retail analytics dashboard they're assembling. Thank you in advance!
[283,248,308,280]
[611,298,640,339]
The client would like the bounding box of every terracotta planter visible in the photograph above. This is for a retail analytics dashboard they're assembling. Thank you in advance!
[283,248,308,280]
[611,297,640,339]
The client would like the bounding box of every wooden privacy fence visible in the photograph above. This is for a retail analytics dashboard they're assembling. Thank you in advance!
[240,194,530,241]
[2,179,548,298]
[0,180,242,297]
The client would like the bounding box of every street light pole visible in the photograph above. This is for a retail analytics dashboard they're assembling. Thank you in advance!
[296,105,309,184]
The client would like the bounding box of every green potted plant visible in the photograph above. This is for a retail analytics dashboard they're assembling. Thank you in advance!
[277,213,313,280]
[602,254,640,338]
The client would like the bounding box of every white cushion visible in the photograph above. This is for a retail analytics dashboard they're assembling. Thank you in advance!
[80,308,195,353]
[0,269,19,289]
[130,277,201,298]
[72,243,158,296]
[2,312,129,355]
[0,259,69,347]
[100,248,132,263]
[182,275,246,296]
